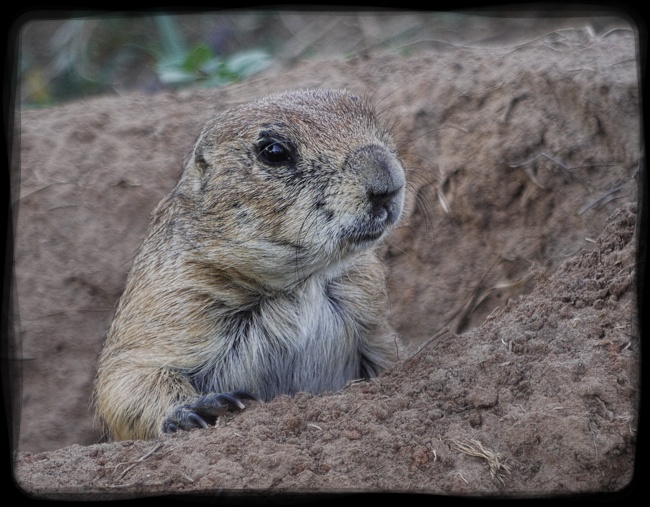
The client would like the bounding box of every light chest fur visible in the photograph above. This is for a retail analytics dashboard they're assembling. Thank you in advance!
[192,270,377,401]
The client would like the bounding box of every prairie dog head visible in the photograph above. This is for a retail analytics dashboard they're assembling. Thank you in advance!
[174,89,405,290]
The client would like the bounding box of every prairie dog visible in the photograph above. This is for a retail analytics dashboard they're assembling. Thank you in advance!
[94,89,405,440]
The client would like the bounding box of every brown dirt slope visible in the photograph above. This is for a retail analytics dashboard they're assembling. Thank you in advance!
[14,205,639,497]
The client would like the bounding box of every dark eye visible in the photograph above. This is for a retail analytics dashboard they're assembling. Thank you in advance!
[258,139,294,166]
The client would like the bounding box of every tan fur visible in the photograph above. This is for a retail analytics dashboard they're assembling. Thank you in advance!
[94,89,405,441]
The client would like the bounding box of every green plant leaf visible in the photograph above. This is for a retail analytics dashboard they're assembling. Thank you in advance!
[154,15,187,60]
[181,44,214,72]
[225,50,271,77]
[156,67,195,85]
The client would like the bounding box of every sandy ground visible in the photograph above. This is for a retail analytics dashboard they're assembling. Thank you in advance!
[9,21,642,498]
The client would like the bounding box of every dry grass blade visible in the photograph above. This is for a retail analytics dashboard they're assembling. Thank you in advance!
[451,438,511,485]
[578,183,627,215]
[114,442,165,481]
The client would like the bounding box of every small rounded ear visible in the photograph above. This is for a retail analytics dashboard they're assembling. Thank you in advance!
[194,144,209,176]
[179,139,211,194]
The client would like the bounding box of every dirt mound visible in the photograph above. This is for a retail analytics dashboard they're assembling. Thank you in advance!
[14,205,640,498]
[10,24,641,497]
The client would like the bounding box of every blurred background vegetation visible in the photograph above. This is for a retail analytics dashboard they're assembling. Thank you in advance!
[16,10,630,108]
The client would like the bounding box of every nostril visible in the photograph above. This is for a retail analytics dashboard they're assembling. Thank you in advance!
[368,187,399,205]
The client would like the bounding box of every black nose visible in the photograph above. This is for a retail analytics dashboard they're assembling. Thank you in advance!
[344,143,405,226]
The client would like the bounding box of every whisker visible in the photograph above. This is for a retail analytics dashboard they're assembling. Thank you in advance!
[294,199,322,283]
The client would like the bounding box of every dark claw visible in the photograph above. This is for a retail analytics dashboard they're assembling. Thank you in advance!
[230,390,259,402]
[199,393,240,413]
[187,412,210,429]
[163,421,179,434]
[161,390,257,434]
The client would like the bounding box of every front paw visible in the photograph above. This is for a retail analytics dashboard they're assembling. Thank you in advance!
[162,390,257,434]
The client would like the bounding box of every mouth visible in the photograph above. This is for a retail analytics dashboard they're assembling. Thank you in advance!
[342,192,404,248]
[340,218,389,248]
[355,226,385,243]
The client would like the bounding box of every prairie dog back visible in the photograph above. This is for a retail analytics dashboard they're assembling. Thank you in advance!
[94,89,405,441]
